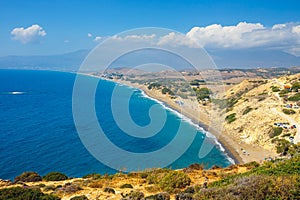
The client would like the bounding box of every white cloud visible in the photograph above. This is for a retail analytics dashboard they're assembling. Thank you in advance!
[64,39,69,43]
[292,25,300,34]
[111,34,156,42]
[94,36,102,42]
[11,24,46,44]
[156,22,300,56]
[87,33,92,37]
[272,24,286,30]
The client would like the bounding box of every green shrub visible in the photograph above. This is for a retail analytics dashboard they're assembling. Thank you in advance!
[44,185,56,192]
[225,113,236,123]
[120,183,133,189]
[82,173,102,179]
[14,171,42,183]
[242,106,253,115]
[279,89,290,97]
[161,87,175,95]
[146,168,172,184]
[145,192,170,200]
[121,190,144,200]
[186,163,204,170]
[242,161,260,169]
[292,82,300,91]
[282,108,296,115]
[43,172,68,181]
[104,187,115,194]
[269,127,283,138]
[158,171,191,193]
[0,187,60,200]
[193,87,211,101]
[195,175,300,200]
[148,82,162,90]
[275,139,290,154]
[271,86,280,92]
[288,93,300,101]
[70,195,88,200]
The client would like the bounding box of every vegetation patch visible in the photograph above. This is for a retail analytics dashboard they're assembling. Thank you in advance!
[145,192,170,200]
[269,127,283,138]
[43,172,68,181]
[161,87,175,95]
[0,187,60,200]
[82,173,102,179]
[288,93,300,101]
[242,106,253,115]
[225,113,236,123]
[120,183,133,189]
[193,87,211,101]
[282,108,296,114]
[70,195,88,200]
[270,86,280,92]
[158,171,191,193]
[14,171,42,183]
[279,89,290,97]
[104,187,115,194]
[121,190,144,200]
[292,82,300,91]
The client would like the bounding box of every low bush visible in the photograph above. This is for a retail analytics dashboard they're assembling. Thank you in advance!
[0,187,60,200]
[186,163,204,170]
[282,108,296,115]
[279,89,290,97]
[225,113,236,123]
[104,187,115,194]
[159,171,191,193]
[43,172,68,181]
[121,190,144,200]
[14,171,42,183]
[288,93,300,101]
[88,180,103,188]
[242,106,253,115]
[82,173,102,179]
[120,183,133,189]
[58,183,82,194]
[70,195,88,200]
[269,127,283,138]
[175,192,193,200]
[145,192,170,200]
[271,86,280,92]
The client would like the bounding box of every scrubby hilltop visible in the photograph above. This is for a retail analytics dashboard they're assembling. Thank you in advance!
[0,156,299,200]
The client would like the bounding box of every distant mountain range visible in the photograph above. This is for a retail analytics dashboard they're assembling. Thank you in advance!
[0,48,299,71]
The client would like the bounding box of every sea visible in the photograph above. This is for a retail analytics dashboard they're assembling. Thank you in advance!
[0,69,233,180]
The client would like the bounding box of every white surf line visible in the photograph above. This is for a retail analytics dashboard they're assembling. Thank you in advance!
[271,107,300,144]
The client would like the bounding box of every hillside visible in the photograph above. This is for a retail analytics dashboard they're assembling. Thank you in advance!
[220,73,300,161]
[0,156,299,200]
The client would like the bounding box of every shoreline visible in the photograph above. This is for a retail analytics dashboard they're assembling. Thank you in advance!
[79,73,243,164]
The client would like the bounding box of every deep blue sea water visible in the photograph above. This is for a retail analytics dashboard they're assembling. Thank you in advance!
[0,69,232,180]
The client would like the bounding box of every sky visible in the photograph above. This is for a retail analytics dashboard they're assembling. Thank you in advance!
[0,0,300,57]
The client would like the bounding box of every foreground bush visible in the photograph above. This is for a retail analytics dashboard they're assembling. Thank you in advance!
[43,172,68,181]
[121,190,144,200]
[159,171,191,193]
[70,195,88,200]
[194,175,300,200]
[14,171,42,183]
[0,187,60,200]
[120,183,133,189]
[145,192,170,200]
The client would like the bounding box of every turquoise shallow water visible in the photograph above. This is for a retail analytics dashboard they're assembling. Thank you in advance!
[0,69,232,180]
